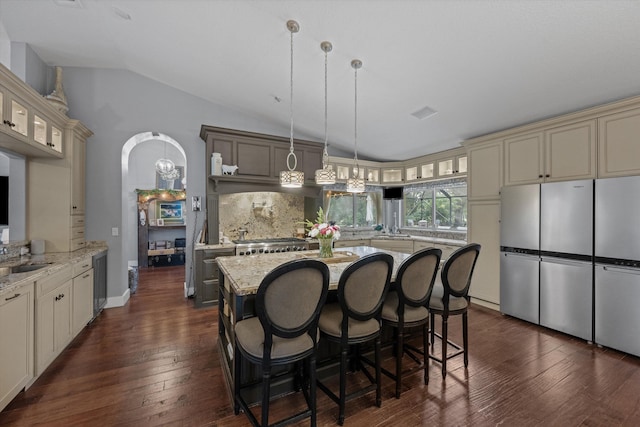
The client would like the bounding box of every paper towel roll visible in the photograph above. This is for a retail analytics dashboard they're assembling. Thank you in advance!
[1,229,8,244]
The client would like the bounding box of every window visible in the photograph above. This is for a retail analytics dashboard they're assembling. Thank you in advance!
[404,181,467,230]
[324,190,382,228]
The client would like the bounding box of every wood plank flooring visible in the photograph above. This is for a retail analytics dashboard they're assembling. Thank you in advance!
[2,265,640,426]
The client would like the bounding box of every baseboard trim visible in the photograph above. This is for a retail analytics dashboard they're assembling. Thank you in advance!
[471,297,499,312]
[105,288,131,308]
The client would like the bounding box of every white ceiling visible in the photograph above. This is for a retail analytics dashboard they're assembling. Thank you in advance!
[1,0,639,161]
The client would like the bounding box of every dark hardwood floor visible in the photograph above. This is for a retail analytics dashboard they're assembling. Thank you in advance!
[2,265,640,426]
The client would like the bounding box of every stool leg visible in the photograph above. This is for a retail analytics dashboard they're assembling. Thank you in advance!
[463,311,469,368]
[261,368,271,427]
[441,315,448,378]
[429,312,435,354]
[375,334,382,407]
[422,322,429,385]
[395,325,403,398]
[338,344,347,426]
[310,354,317,427]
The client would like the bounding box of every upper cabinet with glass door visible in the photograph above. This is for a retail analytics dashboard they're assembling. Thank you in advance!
[0,64,66,158]
[405,161,435,182]
[437,154,467,178]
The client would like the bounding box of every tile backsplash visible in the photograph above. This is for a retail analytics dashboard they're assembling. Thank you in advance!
[219,192,305,241]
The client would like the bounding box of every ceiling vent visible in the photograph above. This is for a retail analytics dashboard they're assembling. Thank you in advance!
[53,0,84,8]
[411,105,438,120]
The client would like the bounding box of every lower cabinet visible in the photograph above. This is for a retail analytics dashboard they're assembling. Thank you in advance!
[72,256,94,336]
[194,247,235,308]
[467,201,501,307]
[0,281,34,412]
[413,241,460,259]
[334,239,370,248]
[35,265,73,376]
[369,239,414,253]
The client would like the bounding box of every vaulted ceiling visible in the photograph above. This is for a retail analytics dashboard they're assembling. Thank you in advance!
[1,0,639,161]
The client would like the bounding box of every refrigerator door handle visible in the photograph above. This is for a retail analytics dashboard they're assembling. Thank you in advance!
[601,265,640,276]
[540,256,590,267]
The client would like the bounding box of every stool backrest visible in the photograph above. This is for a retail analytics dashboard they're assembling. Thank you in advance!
[338,252,394,322]
[256,259,330,343]
[441,243,481,299]
[397,247,442,310]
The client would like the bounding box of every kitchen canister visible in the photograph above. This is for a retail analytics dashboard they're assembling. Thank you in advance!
[211,153,222,176]
[31,239,45,255]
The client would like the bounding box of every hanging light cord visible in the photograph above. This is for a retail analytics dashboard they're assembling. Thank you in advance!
[353,63,359,178]
[323,46,329,168]
[287,24,297,171]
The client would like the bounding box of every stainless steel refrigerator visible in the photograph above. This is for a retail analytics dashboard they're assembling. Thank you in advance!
[500,180,593,341]
[595,176,640,357]
[500,184,540,324]
[539,179,593,342]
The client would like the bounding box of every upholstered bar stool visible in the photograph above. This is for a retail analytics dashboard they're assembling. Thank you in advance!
[428,243,481,379]
[316,252,393,425]
[233,259,330,427]
[381,247,441,398]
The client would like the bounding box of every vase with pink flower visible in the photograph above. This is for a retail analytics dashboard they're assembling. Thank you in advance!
[305,207,341,258]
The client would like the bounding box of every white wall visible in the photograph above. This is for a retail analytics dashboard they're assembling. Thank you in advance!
[60,67,294,302]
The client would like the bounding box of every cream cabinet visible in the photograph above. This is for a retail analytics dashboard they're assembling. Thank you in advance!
[467,139,503,200]
[0,281,34,412]
[334,239,370,248]
[598,107,640,177]
[381,167,404,183]
[467,201,501,308]
[35,265,73,376]
[28,120,92,252]
[0,64,65,158]
[72,257,94,336]
[364,167,379,184]
[413,240,461,259]
[370,239,413,253]
[405,162,435,182]
[504,120,596,186]
[437,154,467,178]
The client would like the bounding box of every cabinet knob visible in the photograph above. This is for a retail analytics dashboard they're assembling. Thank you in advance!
[538,174,543,178]
[545,174,550,178]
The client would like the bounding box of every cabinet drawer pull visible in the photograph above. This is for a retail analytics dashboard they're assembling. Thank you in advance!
[82,274,90,279]
[5,293,20,301]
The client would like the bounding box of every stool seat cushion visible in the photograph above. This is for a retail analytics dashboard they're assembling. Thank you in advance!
[381,291,429,324]
[319,303,380,339]
[429,283,468,312]
[235,317,314,360]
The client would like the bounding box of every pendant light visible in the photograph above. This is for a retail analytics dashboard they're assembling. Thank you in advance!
[346,59,365,193]
[314,41,336,185]
[280,19,304,188]
[155,141,175,177]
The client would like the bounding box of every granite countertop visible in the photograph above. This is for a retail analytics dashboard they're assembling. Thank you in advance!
[0,242,108,297]
[341,234,466,246]
[194,243,237,251]
[217,246,411,296]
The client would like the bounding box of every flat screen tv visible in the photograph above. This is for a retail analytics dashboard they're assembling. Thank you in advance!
[0,176,7,225]
[383,186,403,200]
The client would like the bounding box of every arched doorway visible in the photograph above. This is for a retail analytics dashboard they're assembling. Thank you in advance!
[120,132,188,298]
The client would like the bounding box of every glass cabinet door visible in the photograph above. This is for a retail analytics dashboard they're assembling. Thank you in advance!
[11,99,28,137]
[405,166,418,181]
[438,159,454,176]
[366,168,379,183]
[51,125,63,153]
[33,114,47,145]
[420,163,434,179]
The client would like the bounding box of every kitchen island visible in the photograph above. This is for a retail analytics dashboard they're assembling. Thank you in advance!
[216,246,411,405]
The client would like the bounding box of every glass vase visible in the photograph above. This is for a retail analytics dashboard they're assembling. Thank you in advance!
[318,237,334,258]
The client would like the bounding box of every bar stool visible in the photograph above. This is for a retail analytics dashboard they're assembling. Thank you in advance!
[233,259,330,427]
[316,252,393,425]
[428,243,481,378]
[381,247,442,398]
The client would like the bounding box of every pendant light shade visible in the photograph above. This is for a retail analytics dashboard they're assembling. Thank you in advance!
[315,41,336,185]
[155,141,176,177]
[346,59,365,193]
[280,19,304,188]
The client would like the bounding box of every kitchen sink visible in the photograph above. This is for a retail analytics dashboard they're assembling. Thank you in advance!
[0,263,51,277]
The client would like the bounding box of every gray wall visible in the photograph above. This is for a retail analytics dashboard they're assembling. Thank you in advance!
[10,42,50,95]
[61,67,295,301]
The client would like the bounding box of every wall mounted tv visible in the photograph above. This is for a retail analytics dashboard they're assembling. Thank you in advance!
[383,186,403,200]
